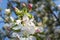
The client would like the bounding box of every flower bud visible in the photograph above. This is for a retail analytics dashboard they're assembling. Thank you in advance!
[22,3,26,7]
[14,7,22,15]
[28,3,33,10]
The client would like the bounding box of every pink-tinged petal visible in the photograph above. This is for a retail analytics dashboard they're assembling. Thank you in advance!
[28,3,33,10]
[22,3,26,7]
[35,29,40,33]
[28,4,33,8]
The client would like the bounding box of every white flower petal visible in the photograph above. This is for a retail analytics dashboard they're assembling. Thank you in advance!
[12,26,21,30]
[35,27,44,33]
[28,36,36,40]
[30,18,34,22]
[10,16,14,22]
[16,20,21,25]
[11,32,18,37]
[23,15,29,22]
[20,37,28,40]
[21,25,35,34]
[39,27,44,32]
[5,9,10,14]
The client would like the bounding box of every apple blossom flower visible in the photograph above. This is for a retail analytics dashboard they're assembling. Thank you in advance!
[30,18,34,22]
[16,20,21,25]
[23,15,29,22]
[21,16,35,34]
[21,24,35,34]
[11,32,18,37]
[35,27,44,33]
[28,22,35,27]
[12,23,23,31]
[35,27,40,33]
[12,26,21,31]
[20,37,28,40]
[5,9,11,15]
[23,16,35,27]
[19,36,36,40]
[28,36,36,40]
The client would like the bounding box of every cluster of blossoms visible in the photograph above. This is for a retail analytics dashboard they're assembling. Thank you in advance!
[0,0,60,40]
[3,3,44,40]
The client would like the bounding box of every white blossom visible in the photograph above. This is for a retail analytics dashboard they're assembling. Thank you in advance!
[20,37,28,40]
[12,24,23,30]
[35,27,44,33]
[19,36,36,40]
[28,36,36,40]
[23,15,29,22]
[11,32,18,37]
[21,16,35,34]
[30,18,34,22]
[21,24,35,34]
[5,9,10,14]
[29,22,35,27]
[11,32,23,38]
[11,32,21,40]
[24,18,35,27]
[12,26,21,30]
[16,20,21,25]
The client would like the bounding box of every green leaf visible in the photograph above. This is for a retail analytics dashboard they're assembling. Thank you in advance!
[22,7,28,14]
[26,13,33,19]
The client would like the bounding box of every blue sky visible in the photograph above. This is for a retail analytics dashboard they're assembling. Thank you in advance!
[0,0,8,29]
